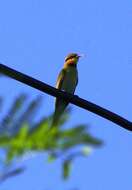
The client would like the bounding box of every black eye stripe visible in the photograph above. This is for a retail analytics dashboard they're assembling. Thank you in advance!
[65,55,77,62]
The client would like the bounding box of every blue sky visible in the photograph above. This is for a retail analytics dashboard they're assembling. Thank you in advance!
[0,0,132,189]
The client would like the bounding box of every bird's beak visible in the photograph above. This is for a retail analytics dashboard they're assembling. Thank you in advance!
[78,54,85,58]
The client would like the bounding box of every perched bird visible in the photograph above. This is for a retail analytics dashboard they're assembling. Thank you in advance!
[52,53,82,127]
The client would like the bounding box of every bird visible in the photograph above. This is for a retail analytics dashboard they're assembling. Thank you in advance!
[52,53,82,127]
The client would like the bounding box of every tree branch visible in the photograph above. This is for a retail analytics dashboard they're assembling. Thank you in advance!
[0,63,132,131]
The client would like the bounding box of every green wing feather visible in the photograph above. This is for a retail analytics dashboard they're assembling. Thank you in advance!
[52,69,68,127]
[56,68,66,90]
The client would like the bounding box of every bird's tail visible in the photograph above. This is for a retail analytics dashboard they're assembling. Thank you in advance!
[51,100,68,128]
[51,109,61,127]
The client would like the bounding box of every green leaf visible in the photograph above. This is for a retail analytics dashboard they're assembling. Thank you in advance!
[0,167,25,182]
[80,134,103,146]
[0,94,27,130]
[63,159,72,179]
[58,125,102,150]
[61,125,87,137]
[47,153,57,163]
[12,96,42,134]
[17,123,28,139]
[0,136,10,147]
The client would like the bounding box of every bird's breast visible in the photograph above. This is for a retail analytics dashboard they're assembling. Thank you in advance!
[62,67,78,94]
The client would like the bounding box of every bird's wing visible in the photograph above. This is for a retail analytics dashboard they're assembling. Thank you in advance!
[56,68,66,90]
[53,68,67,126]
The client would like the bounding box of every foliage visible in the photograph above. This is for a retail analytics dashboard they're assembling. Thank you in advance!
[0,94,102,181]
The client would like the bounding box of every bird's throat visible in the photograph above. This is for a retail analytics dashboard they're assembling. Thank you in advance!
[64,60,77,68]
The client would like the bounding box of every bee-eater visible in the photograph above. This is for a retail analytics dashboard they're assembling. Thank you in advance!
[52,53,81,127]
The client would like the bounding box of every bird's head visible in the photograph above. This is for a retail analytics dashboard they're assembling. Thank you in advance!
[64,53,82,67]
